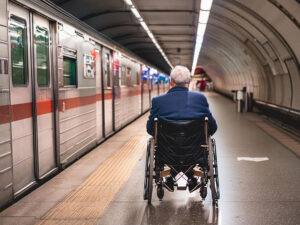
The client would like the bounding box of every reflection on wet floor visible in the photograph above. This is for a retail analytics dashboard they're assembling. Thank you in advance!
[140,200,219,225]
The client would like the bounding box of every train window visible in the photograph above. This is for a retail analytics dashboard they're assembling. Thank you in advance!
[104,53,110,87]
[130,69,138,85]
[121,65,126,85]
[113,56,120,86]
[136,71,140,84]
[36,26,49,86]
[83,54,95,79]
[10,17,28,85]
[63,57,76,86]
[126,67,132,86]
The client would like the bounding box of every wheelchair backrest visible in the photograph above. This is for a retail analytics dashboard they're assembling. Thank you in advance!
[155,118,208,165]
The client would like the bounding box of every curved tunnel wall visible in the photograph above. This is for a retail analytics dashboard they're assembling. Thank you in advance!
[199,0,300,111]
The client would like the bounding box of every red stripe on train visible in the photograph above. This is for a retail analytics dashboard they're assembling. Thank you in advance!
[104,93,112,100]
[59,95,96,112]
[0,105,10,124]
[0,90,143,124]
[0,101,51,124]
[37,100,53,115]
[58,93,112,111]
[11,102,32,122]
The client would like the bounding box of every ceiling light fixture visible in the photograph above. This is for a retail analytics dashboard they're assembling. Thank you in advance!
[199,11,210,24]
[131,7,142,20]
[124,0,133,6]
[123,0,173,69]
[191,0,214,75]
[201,0,213,10]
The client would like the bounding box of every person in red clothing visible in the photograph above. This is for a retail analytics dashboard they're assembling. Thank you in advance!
[199,79,207,91]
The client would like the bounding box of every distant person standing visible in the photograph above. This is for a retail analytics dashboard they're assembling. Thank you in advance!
[199,79,207,91]
[196,80,200,91]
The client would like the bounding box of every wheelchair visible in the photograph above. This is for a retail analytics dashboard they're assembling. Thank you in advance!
[144,117,220,205]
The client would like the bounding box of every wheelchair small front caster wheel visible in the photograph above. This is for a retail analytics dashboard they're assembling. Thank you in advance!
[213,199,219,207]
[157,186,164,200]
[200,186,207,199]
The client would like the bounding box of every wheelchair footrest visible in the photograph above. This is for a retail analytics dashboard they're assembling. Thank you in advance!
[193,169,204,177]
[161,169,171,177]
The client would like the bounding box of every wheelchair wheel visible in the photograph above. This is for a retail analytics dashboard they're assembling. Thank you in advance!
[143,139,150,200]
[157,185,164,200]
[212,138,220,199]
[143,138,154,203]
[200,184,207,199]
[208,136,220,204]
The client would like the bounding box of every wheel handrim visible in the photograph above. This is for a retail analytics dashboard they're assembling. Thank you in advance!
[208,137,218,203]
[143,139,151,200]
[147,138,154,204]
[213,138,220,199]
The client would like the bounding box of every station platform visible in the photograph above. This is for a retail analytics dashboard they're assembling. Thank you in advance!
[0,92,299,225]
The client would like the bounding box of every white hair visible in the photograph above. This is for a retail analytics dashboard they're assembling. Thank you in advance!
[170,65,191,85]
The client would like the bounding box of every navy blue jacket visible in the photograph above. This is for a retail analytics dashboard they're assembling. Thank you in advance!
[146,86,217,135]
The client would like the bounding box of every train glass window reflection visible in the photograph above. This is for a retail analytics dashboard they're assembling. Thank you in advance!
[36,26,49,86]
[136,71,139,85]
[63,57,76,86]
[105,53,110,87]
[121,65,126,86]
[10,17,28,85]
[126,67,131,86]
[131,69,138,85]
[113,57,119,86]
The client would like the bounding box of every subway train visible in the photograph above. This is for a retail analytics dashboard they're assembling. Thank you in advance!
[0,0,170,208]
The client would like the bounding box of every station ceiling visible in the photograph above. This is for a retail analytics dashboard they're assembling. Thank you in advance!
[50,0,300,112]
[50,0,200,73]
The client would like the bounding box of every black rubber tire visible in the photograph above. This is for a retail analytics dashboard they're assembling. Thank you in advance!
[212,138,220,199]
[147,138,154,204]
[208,136,219,204]
[157,185,164,200]
[200,185,207,199]
[143,139,151,200]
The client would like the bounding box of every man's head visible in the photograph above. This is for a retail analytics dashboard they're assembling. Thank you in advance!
[170,65,191,88]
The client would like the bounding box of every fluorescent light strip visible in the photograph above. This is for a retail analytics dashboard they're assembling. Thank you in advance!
[124,0,133,6]
[131,7,142,20]
[201,0,213,10]
[197,23,207,36]
[140,21,149,32]
[123,0,173,69]
[199,10,210,24]
[191,0,214,75]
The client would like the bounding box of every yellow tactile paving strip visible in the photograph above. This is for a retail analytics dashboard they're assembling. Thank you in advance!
[36,134,148,225]
[256,122,300,157]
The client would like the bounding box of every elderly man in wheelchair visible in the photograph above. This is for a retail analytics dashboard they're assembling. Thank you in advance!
[144,65,219,205]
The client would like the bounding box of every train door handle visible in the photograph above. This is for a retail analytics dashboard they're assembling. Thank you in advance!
[62,101,66,112]
[0,88,9,93]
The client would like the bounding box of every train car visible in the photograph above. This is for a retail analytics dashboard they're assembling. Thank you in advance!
[0,0,170,209]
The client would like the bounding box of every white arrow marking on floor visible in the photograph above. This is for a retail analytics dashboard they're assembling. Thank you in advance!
[237,157,269,162]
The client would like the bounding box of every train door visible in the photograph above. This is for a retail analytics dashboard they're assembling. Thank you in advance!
[8,3,36,196]
[0,0,13,207]
[32,14,57,179]
[102,47,113,136]
[95,45,103,142]
[140,64,143,113]
[8,3,57,198]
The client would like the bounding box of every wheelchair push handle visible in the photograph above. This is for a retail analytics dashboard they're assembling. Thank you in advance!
[204,117,209,144]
